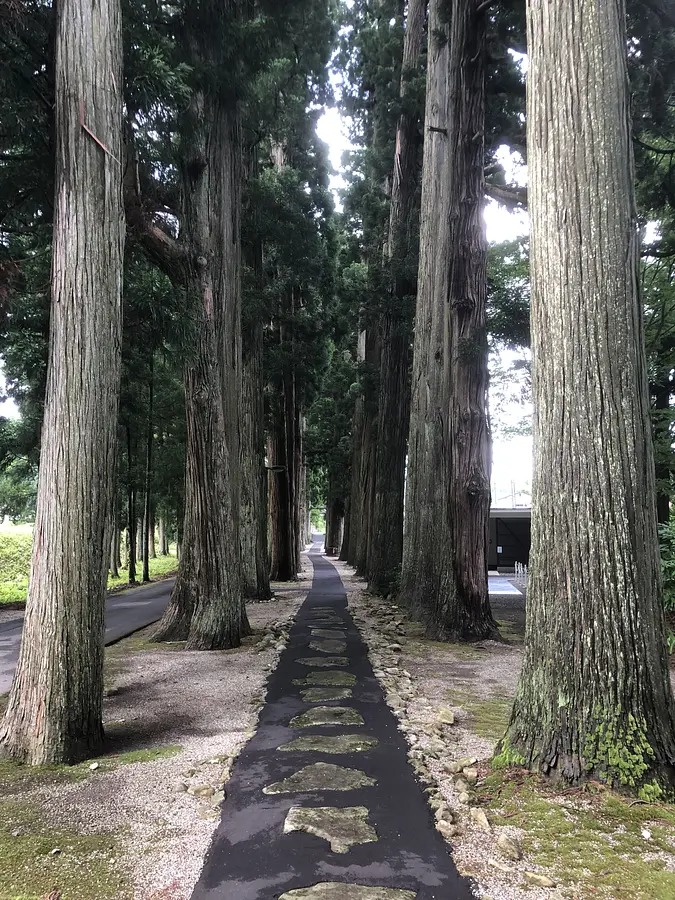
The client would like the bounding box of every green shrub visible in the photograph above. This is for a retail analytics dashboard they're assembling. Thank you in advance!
[659,519,675,612]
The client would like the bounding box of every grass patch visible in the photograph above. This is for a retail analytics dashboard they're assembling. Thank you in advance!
[0,798,130,900]
[107,555,178,592]
[495,617,524,644]
[446,689,513,741]
[478,769,675,898]
[0,520,178,605]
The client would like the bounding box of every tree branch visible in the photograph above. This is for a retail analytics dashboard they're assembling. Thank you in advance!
[123,130,188,284]
[485,182,528,210]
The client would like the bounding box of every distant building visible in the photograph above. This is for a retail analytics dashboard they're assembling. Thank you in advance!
[488,507,531,571]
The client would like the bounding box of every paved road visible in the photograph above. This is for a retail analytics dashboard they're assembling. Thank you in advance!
[0,577,175,695]
[191,542,474,900]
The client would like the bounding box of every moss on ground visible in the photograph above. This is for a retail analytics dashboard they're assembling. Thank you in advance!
[445,689,513,742]
[0,798,130,900]
[495,617,524,644]
[478,768,675,898]
[0,743,181,899]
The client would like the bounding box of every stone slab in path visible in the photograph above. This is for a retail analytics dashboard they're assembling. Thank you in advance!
[189,539,475,900]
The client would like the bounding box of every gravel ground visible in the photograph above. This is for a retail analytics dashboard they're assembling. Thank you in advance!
[6,561,311,900]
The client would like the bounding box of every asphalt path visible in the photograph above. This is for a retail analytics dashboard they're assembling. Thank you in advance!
[191,542,474,900]
[0,577,175,695]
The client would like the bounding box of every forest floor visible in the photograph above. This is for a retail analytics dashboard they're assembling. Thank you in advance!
[336,558,675,900]
[0,566,311,900]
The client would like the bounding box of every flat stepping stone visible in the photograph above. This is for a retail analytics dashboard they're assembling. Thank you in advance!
[290,706,364,727]
[297,657,349,668]
[309,639,347,654]
[294,671,356,687]
[279,885,417,899]
[263,762,376,794]
[311,629,347,638]
[278,734,379,754]
[283,806,377,853]
[300,686,352,702]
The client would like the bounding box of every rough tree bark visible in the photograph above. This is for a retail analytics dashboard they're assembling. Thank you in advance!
[400,0,498,641]
[501,0,675,790]
[0,0,124,764]
[400,0,455,625]
[152,0,249,648]
[368,0,424,596]
[444,0,498,640]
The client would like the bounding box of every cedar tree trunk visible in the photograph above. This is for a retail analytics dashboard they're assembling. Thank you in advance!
[501,0,675,789]
[0,0,124,764]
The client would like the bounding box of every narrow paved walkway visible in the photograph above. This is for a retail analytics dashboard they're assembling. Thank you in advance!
[191,545,474,900]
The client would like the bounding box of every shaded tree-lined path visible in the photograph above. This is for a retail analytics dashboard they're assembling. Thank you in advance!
[191,540,473,899]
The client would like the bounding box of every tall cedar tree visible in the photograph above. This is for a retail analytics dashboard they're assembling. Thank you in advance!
[368,0,425,595]
[151,0,250,648]
[501,0,675,789]
[400,0,498,640]
[0,0,125,763]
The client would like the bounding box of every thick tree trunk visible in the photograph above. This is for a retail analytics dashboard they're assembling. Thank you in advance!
[501,0,675,789]
[400,1,455,626]
[152,0,249,648]
[400,0,498,641]
[369,0,424,596]
[142,360,154,583]
[0,0,124,764]
[444,0,498,640]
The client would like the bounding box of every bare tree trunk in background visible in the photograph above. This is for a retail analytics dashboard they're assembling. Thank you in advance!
[0,0,124,764]
[153,0,249,648]
[110,493,120,579]
[158,517,168,555]
[136,516,144,562]
[142,358,154,582]
[241,315,272,598]
[148,512,156,558]
[352,329,379,576]
[369,0,424,596]
[268,410,297,580]
[501,0,675,789]
[127,426,137,584]
[340,496,351,561]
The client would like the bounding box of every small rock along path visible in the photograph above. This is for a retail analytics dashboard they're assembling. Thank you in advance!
[190,545,474,900]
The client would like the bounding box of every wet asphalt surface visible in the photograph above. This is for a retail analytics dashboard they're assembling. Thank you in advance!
[0,578,175,694]
[191,542,475,900]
